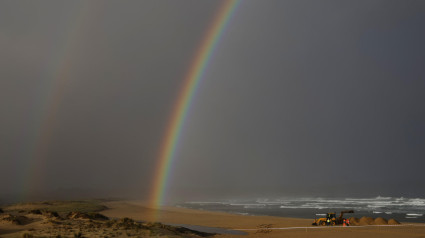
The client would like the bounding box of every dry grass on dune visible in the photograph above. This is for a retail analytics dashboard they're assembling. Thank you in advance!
[0,200,216,237]
[3,200,108,215]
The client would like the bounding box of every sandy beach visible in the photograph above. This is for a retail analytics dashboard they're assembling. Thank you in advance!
[101,200,425,238]
[1,200,425,237]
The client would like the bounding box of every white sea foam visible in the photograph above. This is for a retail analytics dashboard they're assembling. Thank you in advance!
[376,196,392,200]
[243,205,265,209]
[230,203,266,207]
[185,201,227,205]
[280,206,300,209]
[182,196,425,219]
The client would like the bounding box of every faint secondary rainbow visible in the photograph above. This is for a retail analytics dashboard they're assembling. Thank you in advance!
[20,2,94,199]
[150,0,241,209]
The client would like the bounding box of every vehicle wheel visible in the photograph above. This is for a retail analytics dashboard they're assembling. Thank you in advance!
[320,221,326,226]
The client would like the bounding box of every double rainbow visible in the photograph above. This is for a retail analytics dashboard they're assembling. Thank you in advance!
[150,0,241,209]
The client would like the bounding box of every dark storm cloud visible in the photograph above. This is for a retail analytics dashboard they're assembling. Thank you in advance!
[170,0,425,199]
[1,0,425,202]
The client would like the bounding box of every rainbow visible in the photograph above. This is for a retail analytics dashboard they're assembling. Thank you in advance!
[150,0,241,209]
[21,2,93,198]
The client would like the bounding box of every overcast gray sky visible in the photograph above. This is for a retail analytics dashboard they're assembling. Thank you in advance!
[1,0,425,203]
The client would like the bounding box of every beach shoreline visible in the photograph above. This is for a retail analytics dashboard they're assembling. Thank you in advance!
[101,200,425,237]
[1,199,425,237]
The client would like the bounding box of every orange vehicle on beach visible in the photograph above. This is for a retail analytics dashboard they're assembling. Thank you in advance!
[312,210,354,226]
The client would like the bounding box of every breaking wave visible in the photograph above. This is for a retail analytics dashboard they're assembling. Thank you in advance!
[182,196,425,221]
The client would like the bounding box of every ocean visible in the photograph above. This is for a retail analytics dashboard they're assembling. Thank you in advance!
[178,196,425,223]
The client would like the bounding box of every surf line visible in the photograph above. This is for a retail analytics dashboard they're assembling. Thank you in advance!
[150,0,241,210]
